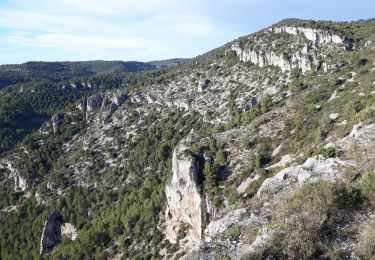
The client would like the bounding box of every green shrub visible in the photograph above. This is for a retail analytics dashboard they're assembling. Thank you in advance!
[334,184,362,209]
[360,171,375,201]
[251,181,336,259]
[357,218,375,257]
[313,147,338,158]
[227,188,240,206]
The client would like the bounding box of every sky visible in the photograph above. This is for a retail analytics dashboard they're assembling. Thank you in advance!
[0,0,374,64]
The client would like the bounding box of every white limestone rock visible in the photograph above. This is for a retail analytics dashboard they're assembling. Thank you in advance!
[205,208,249,240]
[163,132,214,247]
[271,26,351,49]
[237,174,261,194]
[51,113,64,133]
[231,42,317,74]
[61,223,78,241]
[335,123,375,149]
[198,79,211,92]
[266,154,295,170]
[0,159,28,191]
[329,113,340,120]
[86,93,103,112]
[257,155,356,198]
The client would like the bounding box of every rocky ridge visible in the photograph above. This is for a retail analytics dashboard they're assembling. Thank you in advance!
[231,25,352,73]
[1,19,375,259]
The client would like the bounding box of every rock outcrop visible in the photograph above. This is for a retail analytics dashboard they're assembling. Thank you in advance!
[257,155,356,198]
[61,223,78,241]
[86,92,127,123]
[51,113,64,133]
[0,159,28,191]
[197,79,211,92]
[40,211,63,255]
[163,132,214,247]
[271,26,349,47]
[231,26,352,74]
[86,93,104,112]
[231,41,317,73]
[334,123,375,149]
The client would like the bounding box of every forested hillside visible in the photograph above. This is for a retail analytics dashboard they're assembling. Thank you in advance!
[0,19,375,259]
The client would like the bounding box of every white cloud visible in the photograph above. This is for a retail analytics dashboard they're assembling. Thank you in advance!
[6,31,151,51]
[0,0,238,63]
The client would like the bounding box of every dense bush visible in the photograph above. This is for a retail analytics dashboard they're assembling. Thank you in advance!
[247,181,350,259]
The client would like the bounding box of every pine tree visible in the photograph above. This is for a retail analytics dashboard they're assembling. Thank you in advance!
[203,161,219,196]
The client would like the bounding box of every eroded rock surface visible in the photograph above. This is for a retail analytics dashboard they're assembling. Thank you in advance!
[61,223,78,241]
[270,26,351,49]
[0,158,28,191]
[257,155,356,198]
[163,132,214,247]
[40,211,63,255]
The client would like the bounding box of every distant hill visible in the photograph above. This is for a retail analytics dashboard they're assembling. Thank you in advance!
[0,60,155,88]
[147,58,190,68]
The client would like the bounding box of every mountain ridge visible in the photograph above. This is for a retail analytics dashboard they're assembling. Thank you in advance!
[0,18,375,259]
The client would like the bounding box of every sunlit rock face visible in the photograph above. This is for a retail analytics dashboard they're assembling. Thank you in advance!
[163,132,214,247]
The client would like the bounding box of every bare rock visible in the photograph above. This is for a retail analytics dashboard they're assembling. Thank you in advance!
[335,123,375,149]
[237,174,261,194]
[51,113,64,133]
[163,132,214,247]
[329,113,340,120]
[271,26,352,50]
[198,79,211,92]
[257,155,356,198]
[40,211,63,255]
[0,159,28,191]
[86,93,103,112]
[61,223,78,241]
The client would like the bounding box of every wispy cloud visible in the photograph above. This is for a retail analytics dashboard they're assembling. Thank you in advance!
[2,0,371,64]
[6,31,150,51]
[0,0,221,62]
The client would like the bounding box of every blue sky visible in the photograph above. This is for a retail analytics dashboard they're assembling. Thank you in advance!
[0,0,374,64]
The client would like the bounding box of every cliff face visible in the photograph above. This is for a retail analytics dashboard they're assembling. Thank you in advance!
[231,25,352,74]
[40,211,63,255]
[270,26,351,49]
[0,158,28,191]
[231,42,316,73]
[39,212,78,255]
[163,132,214,247]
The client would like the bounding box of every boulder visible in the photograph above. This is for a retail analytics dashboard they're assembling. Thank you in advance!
[329,113,340,120]
[61,223,78,241]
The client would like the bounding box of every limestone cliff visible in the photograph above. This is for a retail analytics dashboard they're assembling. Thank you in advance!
[231,25,352,73]
[40,211,63,255]
[0,158,28,191]
[163,132,214,247]
[270,26,352,49]
[86,91,127,123]
[231,39,318,73]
